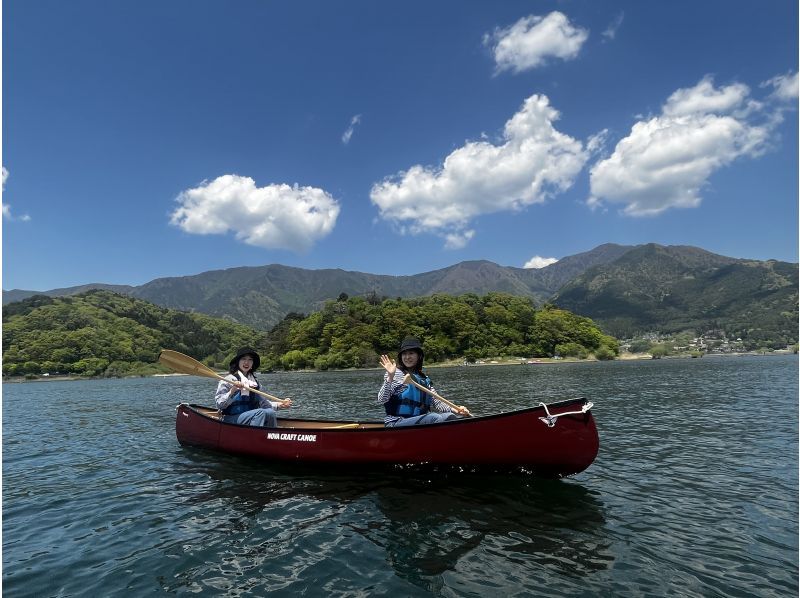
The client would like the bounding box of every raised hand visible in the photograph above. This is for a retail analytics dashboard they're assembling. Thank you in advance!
[379,354,397,378]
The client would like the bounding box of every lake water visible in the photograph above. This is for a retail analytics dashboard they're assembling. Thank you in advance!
[3,355,798,596]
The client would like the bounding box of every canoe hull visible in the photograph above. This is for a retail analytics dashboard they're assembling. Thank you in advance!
[175,398,599,477]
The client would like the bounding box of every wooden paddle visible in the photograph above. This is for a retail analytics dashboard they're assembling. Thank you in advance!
[402,374,472,417]
[159,349,288,403]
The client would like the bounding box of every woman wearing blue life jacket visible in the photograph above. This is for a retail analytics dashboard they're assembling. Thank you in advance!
[377,337,470,427]
[215,347,291,427]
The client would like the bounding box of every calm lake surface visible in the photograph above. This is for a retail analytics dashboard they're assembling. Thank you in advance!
[3,355,798,596]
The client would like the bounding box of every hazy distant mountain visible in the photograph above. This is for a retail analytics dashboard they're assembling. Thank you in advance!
[4,243,797,342]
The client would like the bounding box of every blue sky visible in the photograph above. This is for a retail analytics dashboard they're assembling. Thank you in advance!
[3,0,798,292]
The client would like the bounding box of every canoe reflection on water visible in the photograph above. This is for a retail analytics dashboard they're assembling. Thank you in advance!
[362,477,611,584]
[175,450,612,590]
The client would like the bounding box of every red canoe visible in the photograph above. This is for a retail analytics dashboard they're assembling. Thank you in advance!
[175,398,599,477]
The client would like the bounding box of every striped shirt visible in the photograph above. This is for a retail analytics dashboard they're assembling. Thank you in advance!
[377,369,454,426]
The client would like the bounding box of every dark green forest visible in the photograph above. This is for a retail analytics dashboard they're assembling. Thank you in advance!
[2,291,265,377]
[260,292,619,371]
[2,290,618,377]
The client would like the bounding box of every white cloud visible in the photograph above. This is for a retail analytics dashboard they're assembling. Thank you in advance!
[589,76,773,216]
[761,71,799,102]
[370,94,588,247]
[444,230,475,250]
[341,114,362,145]
[602,12,624,41]
[170,174,340,252]
[586,129,610,155]
[662,77,752,118]
[484,12,588,74]
[524,256,559,269]
[2,204,31,222]
[1,167,31,222]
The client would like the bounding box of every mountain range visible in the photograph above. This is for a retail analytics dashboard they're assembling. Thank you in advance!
[4,243,798,342]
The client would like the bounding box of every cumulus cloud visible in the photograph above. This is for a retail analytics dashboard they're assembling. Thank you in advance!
[341,114,362,145]
[761,70,799,102]
[170,174,340,252]
[588,76,776,216]
[662,78,753,117]
[484,12,588,74]
[524,256,559,269]
[370,94,588,247]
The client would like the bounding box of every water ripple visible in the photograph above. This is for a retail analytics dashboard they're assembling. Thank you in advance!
[3,356,797,596]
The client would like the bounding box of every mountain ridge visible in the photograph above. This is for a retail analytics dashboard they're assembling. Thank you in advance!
[2,244,635,325]
[4,243,797,345]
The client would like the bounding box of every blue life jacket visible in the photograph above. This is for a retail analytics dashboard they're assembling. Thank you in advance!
[223,375,261,416]
[386,372,433,417]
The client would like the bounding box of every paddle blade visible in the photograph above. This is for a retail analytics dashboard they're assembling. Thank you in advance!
[159,350,221,380]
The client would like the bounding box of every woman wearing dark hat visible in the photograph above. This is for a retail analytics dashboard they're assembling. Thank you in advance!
[214,347,292,427]
[377,337,469,427]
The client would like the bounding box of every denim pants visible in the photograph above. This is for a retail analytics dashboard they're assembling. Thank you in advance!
[390,412,460,427]
[224,407,277,428]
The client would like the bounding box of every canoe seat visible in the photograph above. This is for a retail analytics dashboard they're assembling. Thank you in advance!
[189,405,383,429]
[194,406,223,420]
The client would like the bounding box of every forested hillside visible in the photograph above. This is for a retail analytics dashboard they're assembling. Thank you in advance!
[553,244,798,347]
[2,291,265,377]
[259,292,618,371]
[2,290,617,377]
[4,244,795,350]
[3,244,633,328]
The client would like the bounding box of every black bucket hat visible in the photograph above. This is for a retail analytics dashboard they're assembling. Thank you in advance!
[398,337,424,362]
[230,347,260,371]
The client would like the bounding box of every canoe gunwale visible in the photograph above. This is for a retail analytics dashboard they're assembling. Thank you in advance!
[176,396,593,431]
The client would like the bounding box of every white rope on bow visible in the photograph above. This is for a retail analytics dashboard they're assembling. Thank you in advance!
[538,401,594,427]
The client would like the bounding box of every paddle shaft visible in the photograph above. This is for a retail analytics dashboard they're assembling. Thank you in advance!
[402,374,471,416]
[159,350,285,403]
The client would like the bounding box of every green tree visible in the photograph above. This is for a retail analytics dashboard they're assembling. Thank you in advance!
[594,345,616,360]
[628,339,653,353]
[555,342,588,359]
[281,350,307,370]
[650,344,670,358]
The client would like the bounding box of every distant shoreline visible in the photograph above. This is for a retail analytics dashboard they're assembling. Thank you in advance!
[430,350,795,368]
[3,351,795,384]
